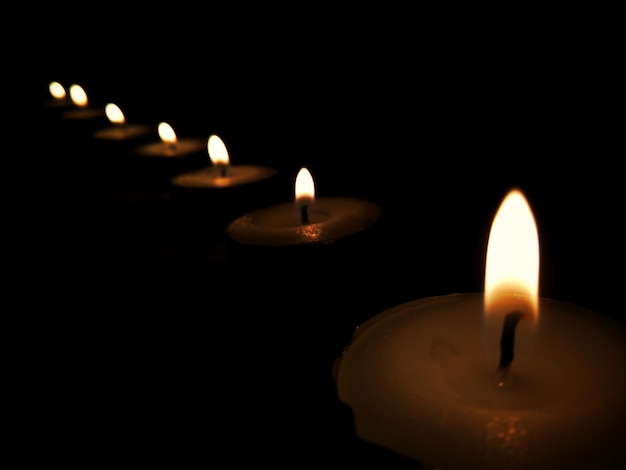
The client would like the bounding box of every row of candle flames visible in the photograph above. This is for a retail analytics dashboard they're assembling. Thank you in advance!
[48,81,316,203]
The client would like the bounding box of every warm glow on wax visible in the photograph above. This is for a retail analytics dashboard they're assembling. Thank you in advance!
[207,134,230,166]
[69,84,88,107]
[104,103,126,125]
[49,81,66,99]
[157,122,177,145]
[484,189,540,322]
[295,167,315,204]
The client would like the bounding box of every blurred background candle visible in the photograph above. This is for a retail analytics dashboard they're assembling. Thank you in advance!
[131,121,206,190]
[89,102,156,193]
[333,189,626,470]
[46,81,72,108]
[133,121,205,158]
[170,134,280,249]
[93,102,152,141]
[61,83,105,120]
[171,134,278,189]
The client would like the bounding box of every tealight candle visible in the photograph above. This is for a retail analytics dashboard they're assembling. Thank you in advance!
[226,167,381,247]
[170,134,280,243]
[61,84,105,120]
[333,189,626,470]
[133,121,205,158]
[128,121,206,190]
[46,81,72,108]
[93,102,152,141]
[170,134,278,189]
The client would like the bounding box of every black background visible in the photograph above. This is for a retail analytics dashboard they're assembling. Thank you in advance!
[18,8,624,467]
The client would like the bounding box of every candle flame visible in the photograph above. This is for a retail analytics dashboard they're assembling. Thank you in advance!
[105,103,126,125]
[49,81,66,99]
[69,84,88,107]
[207,134,230,166]
[484,188,539,323]
[157,122,177,145]
[295,167,315,204]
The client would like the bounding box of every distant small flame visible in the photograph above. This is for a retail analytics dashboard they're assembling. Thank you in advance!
[69,84,88,107]
[49,81,66,99]
[105,103,126,125]
[207,134,230,166]
[295,167,315,204]
[157,122,177,145]
[484,189,539,322]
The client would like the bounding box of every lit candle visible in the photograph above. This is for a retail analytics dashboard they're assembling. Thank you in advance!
[61,84,105,120]
[92,102,152,141]
[226,166,381,247]
[333,189,626,470]
[46,81,72,108]
[133,121,205,158]
[128,122,207,190]
[170,134,280,240]
[170,134,278,189]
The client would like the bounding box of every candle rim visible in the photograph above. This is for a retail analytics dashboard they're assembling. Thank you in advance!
[170,164,278,188]
[226,197,381,246]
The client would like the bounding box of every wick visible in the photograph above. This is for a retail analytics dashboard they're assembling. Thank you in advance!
[167,142,178,153]
[220,164,228,178]
[495,311,526,388]
[301,205,309,225]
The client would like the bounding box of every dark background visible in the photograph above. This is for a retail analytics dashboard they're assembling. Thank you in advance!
[19,8,623,467]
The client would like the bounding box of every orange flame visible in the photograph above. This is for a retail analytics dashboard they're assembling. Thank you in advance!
[69,84,88,108]
[105,103,126,125]
[484,188,540,323]
[157,122,177,145]
[49,81,66,99]
[295,167,315,205]
[207,134,230,166]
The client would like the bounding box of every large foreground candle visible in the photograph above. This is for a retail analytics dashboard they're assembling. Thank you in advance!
[226,167,381,247]
[333,189,626,470]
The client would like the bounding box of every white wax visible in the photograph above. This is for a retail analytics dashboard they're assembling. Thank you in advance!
[226,197,381,246]
[170,165,277,189]
[133,138,206,158]
[93,124,153,141]
[334,293,626,470]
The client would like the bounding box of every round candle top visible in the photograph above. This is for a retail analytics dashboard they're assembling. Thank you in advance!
[226,196,381,246]
[170,133,277,188]
[93,102,152,140]
[227,166,381,246]
[170,165,278,188]
[335,188,626,469]
[134,122,205,158]
[334,293,626,470]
